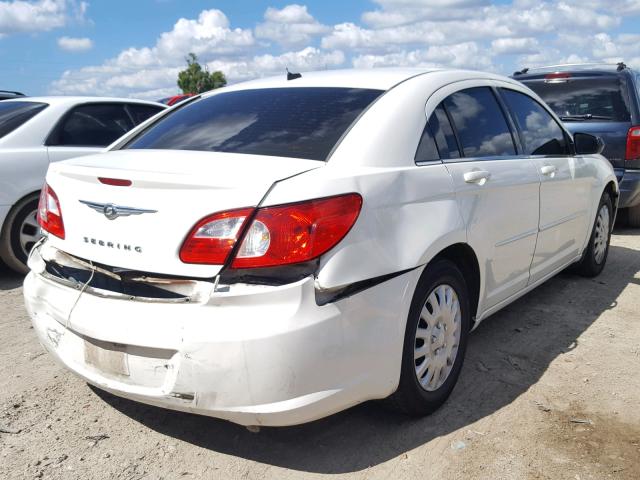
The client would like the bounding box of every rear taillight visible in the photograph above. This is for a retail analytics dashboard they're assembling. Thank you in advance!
[37,183,65,239]
[179,193,363,268]
[544,72,571,82]
[626,126,640,161]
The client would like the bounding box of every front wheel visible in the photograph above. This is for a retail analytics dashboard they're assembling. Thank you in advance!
[575,192,613,277]
[388,259,471,416]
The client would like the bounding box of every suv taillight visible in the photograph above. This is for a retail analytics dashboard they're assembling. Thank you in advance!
[37,183,65,239]
[626,126,640,161]
[179,194,363,268]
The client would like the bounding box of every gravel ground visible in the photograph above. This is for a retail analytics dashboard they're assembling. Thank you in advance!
[1,231,639,480]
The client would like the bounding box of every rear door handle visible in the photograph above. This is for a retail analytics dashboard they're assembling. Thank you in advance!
[540,165,558,176]
[463,170,491,184]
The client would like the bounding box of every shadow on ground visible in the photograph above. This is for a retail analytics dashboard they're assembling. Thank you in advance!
[93,240,640,474]
[0,263,23,291]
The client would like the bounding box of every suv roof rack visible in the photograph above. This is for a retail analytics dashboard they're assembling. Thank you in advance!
[513,62,629,76]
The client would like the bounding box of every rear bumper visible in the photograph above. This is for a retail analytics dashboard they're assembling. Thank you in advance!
[615,168,640,208]
[23,244,418,426]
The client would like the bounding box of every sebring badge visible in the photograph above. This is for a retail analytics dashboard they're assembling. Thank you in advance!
[79,200,157,220]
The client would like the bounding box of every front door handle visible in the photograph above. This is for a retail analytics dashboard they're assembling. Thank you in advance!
[463,170,491,184]
[540,165,558,176]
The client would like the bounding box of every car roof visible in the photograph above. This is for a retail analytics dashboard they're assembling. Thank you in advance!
[0,96,165,107]
[203,68,520,96]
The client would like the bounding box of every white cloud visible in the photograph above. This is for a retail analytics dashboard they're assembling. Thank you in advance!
[0,0,87,36]
[255,4,329,48]
[57,35,92,52]
[491,37,539,55]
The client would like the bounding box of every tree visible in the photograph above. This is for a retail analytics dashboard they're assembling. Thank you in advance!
[177,53,227,94]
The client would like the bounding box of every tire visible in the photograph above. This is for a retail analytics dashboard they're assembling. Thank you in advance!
[628,204,640,228]
[575,192,613,278]
[388,259,471,416]
[0,193,41,275]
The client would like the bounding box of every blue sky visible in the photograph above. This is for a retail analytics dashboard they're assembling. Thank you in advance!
[2,0,639,99]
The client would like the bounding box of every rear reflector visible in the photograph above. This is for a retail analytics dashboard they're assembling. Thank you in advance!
[98,177,132,186]
[37,183,65,239]
[626,126,640,161]
[179,193,363,268]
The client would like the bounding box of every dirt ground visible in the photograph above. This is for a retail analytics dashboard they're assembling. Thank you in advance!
[1,231,639,480]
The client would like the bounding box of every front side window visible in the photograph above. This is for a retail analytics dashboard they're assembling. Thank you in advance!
[524,76,631,122]
[48,104,134,147]
[501,89,569,156]
[0,101,48,140]
[126,87,383,161]
[443,87,516,158]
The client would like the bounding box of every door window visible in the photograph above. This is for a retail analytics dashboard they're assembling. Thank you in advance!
[47,103,134,147]
[501,89,569,156]
[428,105,460,160]
[443,87,516,158]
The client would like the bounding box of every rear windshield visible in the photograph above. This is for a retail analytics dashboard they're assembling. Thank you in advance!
[126,87,383,161]
[0,101,48,139]
[524,76,631,122]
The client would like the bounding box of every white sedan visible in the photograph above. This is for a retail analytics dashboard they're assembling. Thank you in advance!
[0,96,165,273]
[24,69,617,427]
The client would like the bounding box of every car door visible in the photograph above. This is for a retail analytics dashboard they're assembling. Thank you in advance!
[46,103,135,163]
[437,86,541,310]
[499,88,592,283]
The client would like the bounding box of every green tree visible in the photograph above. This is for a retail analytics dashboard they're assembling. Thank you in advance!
[177,53,227,94]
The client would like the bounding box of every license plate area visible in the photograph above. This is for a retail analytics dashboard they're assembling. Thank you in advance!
[84,339,130,377]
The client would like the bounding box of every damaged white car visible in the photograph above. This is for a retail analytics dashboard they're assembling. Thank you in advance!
[24,69,617,427]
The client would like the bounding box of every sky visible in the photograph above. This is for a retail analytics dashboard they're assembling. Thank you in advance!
[1,0,640,100]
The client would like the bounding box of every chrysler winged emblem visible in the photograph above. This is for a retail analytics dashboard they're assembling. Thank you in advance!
[79,200,157,220]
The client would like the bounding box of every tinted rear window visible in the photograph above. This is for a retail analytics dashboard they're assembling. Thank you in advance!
[0,101,48,139]
[524,77,631,122]
[126,87,383,161]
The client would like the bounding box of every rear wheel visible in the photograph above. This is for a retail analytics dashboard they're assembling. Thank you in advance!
[575,192,613,277]
[0,193,42,274]
[628,204,640,228]
[388,259,471,416]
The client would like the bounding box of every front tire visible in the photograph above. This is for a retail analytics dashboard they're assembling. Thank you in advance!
[388,259,471,416]
[575,192,613,277]
[0,193,41,274]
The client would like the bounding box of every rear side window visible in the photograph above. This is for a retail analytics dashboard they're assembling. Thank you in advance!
[48,103,134,147]
[524,76,631,122]
[0,101,48,139]
[501,89,569,156]
[126,87,383,161]
[429,105,460,160]
[414,124,440,163]
[444,87,516,158]
[127,104,164,125]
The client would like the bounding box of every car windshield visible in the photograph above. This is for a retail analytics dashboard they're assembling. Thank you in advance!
[0,101,48,139]
[126,87,383,161]
[524,76,631,122]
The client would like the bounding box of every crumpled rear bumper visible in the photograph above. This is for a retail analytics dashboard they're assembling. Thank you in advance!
[23,243,418,426]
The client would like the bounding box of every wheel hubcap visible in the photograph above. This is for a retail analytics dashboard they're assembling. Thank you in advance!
[414,284,461,391]
[593,204,610,265]
[19,209,42,259]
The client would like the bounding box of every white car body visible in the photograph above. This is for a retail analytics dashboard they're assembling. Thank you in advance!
[23,69,618,426]
[0,96,165,271]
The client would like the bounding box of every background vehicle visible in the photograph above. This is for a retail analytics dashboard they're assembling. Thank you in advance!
[0,90,26,101]
[158,93,194,106]
[513,63,640,226]
[24,69,617,427]
[0,97,166,273]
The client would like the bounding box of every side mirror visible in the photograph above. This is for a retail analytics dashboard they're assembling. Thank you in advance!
[574,132,605,155]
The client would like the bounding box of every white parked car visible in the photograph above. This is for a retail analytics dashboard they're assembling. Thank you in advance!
[24,69,617,427]
[0,97,166,273]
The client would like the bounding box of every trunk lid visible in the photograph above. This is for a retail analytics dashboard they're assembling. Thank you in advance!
[45,149,321,278]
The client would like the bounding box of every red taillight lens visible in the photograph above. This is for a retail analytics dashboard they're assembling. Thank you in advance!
[179,194,363,268]
[179,208,254,264]
[98,177,132,187]
[37,183,65,239]
[626,126,640,161]
[545,72,571,82]
[232,193,362,269]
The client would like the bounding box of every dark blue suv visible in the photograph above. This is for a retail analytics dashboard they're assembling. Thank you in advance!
[513,63,640,226]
